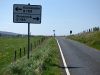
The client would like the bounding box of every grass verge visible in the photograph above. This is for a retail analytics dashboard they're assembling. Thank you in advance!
[67,31,100,50]
[2,37,62,75]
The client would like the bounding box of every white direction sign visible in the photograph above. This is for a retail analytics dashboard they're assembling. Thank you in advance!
[13,4,41,24]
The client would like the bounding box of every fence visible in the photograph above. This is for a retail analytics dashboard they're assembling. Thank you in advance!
[14,36,47,61]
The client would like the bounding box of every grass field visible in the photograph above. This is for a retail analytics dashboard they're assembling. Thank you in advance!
[0,37,62,75]
[0,36,45,74]
[67,31,100,50]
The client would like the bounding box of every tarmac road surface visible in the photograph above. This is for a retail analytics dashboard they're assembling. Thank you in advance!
[57,37,100,75]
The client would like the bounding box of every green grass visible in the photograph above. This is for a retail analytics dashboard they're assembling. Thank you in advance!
[41,38,62,75]
[1,37,62,75]
[0,36,45,74]
[67,31,100,50]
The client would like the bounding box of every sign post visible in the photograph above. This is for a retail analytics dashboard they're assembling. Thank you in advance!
[28,23,30,59]
[27,3,30,59]
[53,30,55,37]
[13,4,42,59]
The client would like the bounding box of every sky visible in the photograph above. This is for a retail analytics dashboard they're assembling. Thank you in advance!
[0,0,100,36]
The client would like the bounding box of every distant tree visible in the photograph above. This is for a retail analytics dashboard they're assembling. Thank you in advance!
[89,29,91,32]
[93,27,99,32]
[70,30,72,35]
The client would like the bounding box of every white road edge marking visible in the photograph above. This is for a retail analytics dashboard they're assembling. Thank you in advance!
[56,39,70,75]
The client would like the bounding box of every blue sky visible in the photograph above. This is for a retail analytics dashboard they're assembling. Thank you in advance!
[0,0,100,36]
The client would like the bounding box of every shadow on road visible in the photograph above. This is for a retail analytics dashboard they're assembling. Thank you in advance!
[49,63,83,69]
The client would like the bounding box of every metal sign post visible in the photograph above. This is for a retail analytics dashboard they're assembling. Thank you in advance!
[27,3,30,59]
[28,23,30,59]
[13,4,42,59]
[53,30,55,37]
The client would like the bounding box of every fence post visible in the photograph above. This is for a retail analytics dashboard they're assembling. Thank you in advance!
[20,48,21,58]
[14,50,16,61]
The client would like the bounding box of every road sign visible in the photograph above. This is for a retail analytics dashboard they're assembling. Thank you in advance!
[13,4,41,24]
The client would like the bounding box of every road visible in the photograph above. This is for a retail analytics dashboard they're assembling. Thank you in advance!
[56,37,100,75]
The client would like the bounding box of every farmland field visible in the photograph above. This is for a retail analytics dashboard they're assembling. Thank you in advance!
[0,36,45,74]
[0,36,62,75]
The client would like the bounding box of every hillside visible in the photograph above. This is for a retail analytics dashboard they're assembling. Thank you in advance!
[0,31,19,36]
[67,31,100,50]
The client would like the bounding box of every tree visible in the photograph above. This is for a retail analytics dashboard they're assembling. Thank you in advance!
[70,30,72,35]
[93,27,99,32]
[89,29,91,32]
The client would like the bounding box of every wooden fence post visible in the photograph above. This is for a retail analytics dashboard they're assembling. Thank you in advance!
[20,48,21,58]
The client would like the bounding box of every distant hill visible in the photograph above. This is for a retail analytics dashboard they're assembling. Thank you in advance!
[0,31,19,36]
